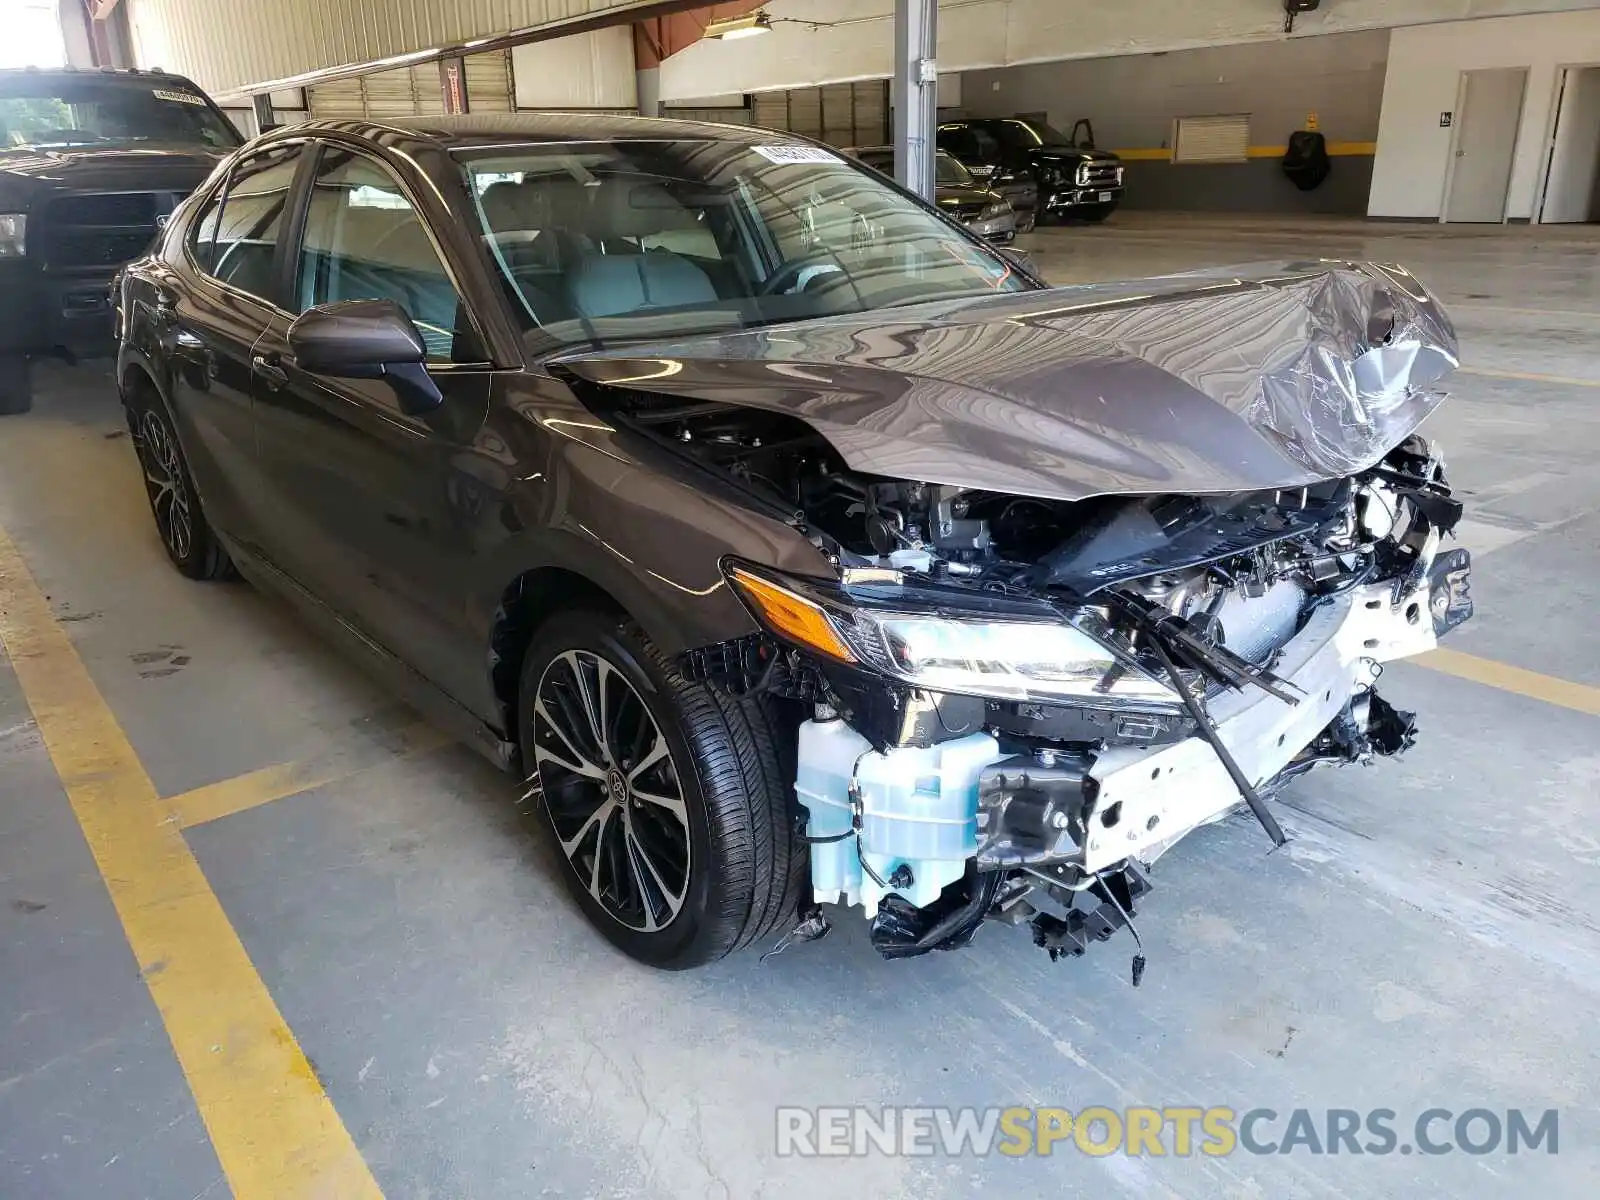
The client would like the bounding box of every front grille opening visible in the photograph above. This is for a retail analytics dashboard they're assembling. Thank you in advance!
[39,192,175,271]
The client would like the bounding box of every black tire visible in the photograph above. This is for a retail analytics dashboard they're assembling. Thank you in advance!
[0,354,30,416]
[126,381,236,581]
[518,609,805,969]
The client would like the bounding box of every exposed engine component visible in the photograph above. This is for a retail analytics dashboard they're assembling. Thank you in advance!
[633,395,1473,971]
[797,714,1004,917]
[975,751,1097,868]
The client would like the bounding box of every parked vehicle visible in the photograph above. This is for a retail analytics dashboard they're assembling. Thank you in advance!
[938,116,1123,224]
[0,66,240,414]
[116,115,1471,973]
[849,145,1028,241]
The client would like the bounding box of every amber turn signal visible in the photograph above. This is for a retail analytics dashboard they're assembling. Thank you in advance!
[727,568,857,663]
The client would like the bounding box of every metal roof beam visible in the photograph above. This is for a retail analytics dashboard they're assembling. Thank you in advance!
[217,0,730,101]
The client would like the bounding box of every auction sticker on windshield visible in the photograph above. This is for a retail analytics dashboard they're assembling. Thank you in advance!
[753,145,844,165]
[152,89,206,105]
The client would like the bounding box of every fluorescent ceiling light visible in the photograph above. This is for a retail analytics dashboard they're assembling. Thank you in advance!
[704,12,772,40]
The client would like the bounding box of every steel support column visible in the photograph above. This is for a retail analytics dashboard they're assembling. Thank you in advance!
[637,67,662,117]
[893,0,938,201]
[440,56,470,114]
[251,94,275,136]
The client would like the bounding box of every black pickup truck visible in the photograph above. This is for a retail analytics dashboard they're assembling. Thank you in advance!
[937,116,1124,225]
[0,67,239,414]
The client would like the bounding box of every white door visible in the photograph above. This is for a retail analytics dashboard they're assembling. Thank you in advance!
[1540,67,1600,223]
[1446,68,1528,223]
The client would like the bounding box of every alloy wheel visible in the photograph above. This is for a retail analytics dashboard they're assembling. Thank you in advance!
[531,649,691,933]
[136,408,193,562]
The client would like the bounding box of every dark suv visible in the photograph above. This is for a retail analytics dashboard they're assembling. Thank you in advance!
[938,116,1123,224]
[0,67,239,413]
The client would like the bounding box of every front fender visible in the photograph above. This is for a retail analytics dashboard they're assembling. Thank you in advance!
[475,432,830,660]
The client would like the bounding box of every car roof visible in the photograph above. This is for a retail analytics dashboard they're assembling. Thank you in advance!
[289,113,823,152]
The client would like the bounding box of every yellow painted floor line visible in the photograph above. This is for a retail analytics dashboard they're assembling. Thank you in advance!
[0,524,384,1200]
[1456,365,1600,387]
[169,721,451,829]
[1414,648,1600,717]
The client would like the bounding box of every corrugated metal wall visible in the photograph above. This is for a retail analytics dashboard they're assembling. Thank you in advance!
[751,82,888,148]
[126,0,652,98]
[662,106,754,126]
[307,51,515,119]
[463,51,516,113]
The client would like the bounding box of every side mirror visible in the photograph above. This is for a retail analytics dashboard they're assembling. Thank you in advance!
[287,298,443,415]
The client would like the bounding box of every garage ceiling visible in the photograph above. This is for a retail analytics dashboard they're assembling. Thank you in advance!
[125,0,689,99]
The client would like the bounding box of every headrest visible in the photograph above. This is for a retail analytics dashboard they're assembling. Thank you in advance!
[480,180,546,231]
[542,176,701,240]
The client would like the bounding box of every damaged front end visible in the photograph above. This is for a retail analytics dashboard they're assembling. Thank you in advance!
[558,260,1474,977]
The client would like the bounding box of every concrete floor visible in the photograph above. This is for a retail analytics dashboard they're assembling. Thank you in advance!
[2,213,1599,1199]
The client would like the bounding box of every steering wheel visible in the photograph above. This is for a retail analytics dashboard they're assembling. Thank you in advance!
[758,257,845,297]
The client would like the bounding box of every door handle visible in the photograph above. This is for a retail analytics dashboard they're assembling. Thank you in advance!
[252,353,288,389]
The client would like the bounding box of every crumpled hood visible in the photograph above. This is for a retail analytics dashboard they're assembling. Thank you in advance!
[552,261,1458,502]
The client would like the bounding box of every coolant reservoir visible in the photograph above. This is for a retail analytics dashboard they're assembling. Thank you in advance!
[796,717,1003,916]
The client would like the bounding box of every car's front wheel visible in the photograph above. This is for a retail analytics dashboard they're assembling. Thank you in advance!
[127,382,236,580]
[518,609,804,969]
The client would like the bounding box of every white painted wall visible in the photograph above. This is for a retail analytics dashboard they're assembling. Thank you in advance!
[511,25,636,109]
[1370,10,1600,219]
[659,0,1600,102]
[961,30,1390,149]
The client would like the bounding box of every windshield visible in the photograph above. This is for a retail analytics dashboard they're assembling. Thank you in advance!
[993,118,1074,149]
[462,139,1031,353]
[0,79,238,150]
[935,151,974,186]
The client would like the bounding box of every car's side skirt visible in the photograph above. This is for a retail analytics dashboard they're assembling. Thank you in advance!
[219,533,519,775]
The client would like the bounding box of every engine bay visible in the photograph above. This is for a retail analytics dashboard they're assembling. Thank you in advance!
[593,384,1473,975]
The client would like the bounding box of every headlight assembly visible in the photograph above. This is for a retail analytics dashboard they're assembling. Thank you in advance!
[0,213,26,259]
[726,563,1183,710]
[981,201,1011,220]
